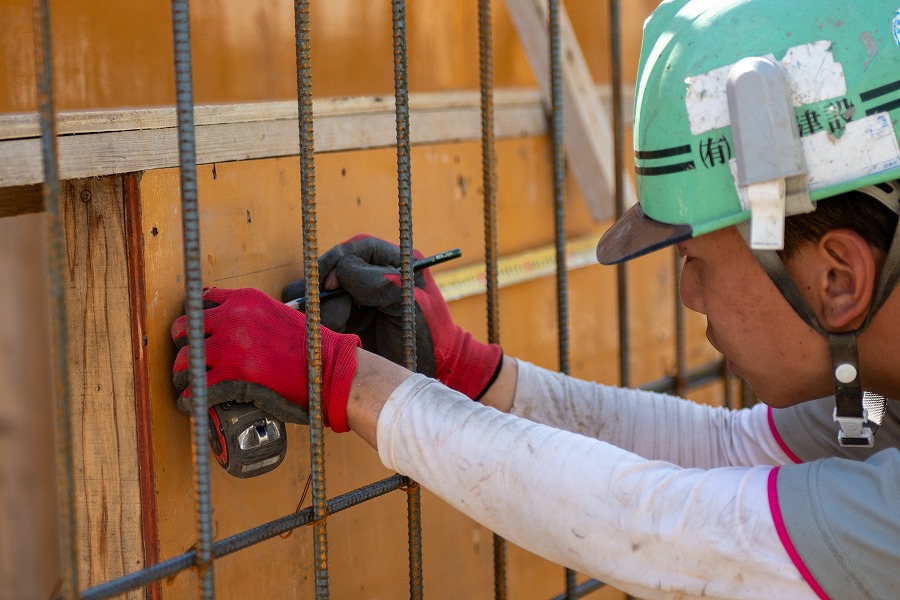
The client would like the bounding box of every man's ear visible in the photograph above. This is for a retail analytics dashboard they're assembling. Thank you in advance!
[813,229,878,331]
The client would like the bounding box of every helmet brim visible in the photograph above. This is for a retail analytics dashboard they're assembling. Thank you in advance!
[596,203,694,265]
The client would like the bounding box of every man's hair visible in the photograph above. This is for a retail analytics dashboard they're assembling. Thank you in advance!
[782,180,900,260]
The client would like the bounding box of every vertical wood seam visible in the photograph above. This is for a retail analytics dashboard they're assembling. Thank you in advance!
[123,172,160,600]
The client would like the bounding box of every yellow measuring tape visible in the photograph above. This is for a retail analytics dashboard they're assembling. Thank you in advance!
[433,234,601,302]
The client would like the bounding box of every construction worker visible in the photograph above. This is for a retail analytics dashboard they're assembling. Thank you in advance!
[172,0,900,597]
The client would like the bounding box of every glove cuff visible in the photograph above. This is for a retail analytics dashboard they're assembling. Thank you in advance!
[438,330,503,400]
[322,331,362,433]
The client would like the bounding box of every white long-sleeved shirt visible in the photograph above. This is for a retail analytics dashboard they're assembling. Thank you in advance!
[376,361,812,599]
[376,360,900,599]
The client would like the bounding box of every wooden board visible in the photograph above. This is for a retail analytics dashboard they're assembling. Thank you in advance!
[60,175,145,595]
[0,87,631,190]
[2,1,661,112]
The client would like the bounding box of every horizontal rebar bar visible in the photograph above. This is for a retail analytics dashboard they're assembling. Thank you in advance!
[550,577,607,600]
[640,360,727,395]
[81,474,410,600]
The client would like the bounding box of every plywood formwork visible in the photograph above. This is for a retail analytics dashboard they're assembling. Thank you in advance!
[0,0,733,597]
[137,140,635,598]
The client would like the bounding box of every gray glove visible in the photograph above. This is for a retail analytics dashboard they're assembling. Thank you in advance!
[282,234,503,400]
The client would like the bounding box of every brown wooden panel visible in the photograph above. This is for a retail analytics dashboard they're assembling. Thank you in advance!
[139,139,652,597]
[61,176,144,595]
[1,1,717,597]
[1,0,660,111]
[141,158,416,598]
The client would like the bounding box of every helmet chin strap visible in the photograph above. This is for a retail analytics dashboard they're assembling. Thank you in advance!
[740,189,900,447]
[726,56,900,447]
[752,245,871,446]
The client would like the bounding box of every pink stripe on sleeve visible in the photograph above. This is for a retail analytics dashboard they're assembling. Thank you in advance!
[767,468,829,600]
[768,406,803,464]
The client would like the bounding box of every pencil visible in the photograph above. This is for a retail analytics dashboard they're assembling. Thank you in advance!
[284,247,462,309]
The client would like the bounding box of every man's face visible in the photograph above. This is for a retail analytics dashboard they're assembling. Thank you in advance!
[676,226,833,407]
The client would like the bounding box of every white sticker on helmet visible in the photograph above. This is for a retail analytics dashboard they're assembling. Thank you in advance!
[685,41,847,136]
[893,9,900,48]
[802,113,900,190]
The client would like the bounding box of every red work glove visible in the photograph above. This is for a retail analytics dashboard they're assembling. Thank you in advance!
[281,235,503,400]
[171,287,361,432]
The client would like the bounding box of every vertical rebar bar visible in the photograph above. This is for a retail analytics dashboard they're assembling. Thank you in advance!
[392,0,416,369]
[564,569,577,599]
[170,1,215,597]
[548,2,575,596]
[405,481,423,599]
[609,0,629,391]
[31,0,77,597]
[549,0,568,375]
[391,2,423,597]
[477,1,506,597]
[479,2,500,345]
[293,1,331,597]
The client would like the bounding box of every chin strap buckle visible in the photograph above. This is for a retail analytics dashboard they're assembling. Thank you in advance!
[833,407,874,447]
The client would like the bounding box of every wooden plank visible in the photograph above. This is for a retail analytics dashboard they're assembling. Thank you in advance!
[61,176,144,596]
[0,91,543,140]
[504,0,637,221]
[0,92,545,187]
[0,87,631,188]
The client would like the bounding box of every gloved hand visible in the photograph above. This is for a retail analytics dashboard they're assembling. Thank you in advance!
[171,287,361,432]
[281,234,503,400]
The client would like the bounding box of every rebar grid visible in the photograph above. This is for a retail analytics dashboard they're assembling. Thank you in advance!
[81,475,411,600]
[30,0,742,598]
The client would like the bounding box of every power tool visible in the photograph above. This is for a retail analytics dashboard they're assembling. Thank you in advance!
[208,248,461,478]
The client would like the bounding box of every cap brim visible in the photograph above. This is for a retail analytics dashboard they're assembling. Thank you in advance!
[596,203,693,265]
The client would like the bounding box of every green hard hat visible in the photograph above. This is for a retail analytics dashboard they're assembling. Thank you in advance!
[597,0,900,264]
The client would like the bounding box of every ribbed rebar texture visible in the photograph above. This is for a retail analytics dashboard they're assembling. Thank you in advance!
[170,1,215,596]
[549,0,570,379]
[293,1,331,597]
[391,2,424,597]
[477,2,508,597]
[31,0,78,596]
[479,0,501,348]
[393,0,417,373]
